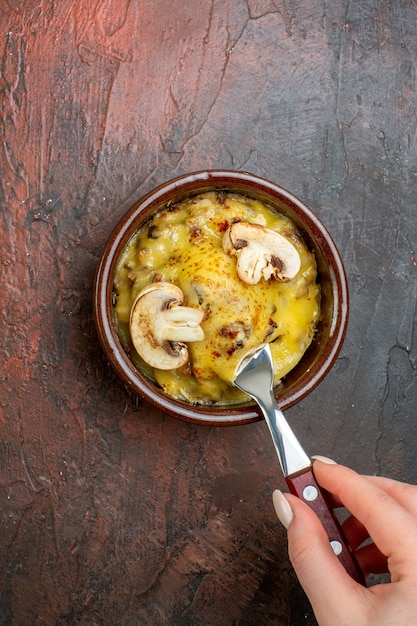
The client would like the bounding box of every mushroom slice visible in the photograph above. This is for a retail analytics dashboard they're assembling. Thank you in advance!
[130,282,204,370]
[222,221,301,285]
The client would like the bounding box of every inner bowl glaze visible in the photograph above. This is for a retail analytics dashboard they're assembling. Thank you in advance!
[93,170,349,426]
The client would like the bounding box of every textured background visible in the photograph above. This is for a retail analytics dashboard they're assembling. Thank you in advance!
[1,1,417,624]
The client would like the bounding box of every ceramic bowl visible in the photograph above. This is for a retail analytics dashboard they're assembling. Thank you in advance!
[93,170,348,426]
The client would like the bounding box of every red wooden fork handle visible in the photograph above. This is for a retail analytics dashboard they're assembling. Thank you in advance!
[286,467,365,585]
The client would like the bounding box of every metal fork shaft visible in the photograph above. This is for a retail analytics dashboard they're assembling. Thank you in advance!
[250,389,311,476]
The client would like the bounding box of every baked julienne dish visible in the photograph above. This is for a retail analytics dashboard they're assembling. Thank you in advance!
[112,191,321,407]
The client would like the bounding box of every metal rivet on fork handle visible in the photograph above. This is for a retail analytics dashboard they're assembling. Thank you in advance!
[303,485,318,501]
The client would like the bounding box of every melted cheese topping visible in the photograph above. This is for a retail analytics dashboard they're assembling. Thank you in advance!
[113,192,320,406]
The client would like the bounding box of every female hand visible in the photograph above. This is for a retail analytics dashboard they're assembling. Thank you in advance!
[273,458,417,626]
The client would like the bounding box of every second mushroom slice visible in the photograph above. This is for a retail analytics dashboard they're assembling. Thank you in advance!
[130,282,204,369]
[222,221,301,285]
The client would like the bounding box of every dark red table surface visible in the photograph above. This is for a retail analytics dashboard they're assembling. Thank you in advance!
[1,2,417,624]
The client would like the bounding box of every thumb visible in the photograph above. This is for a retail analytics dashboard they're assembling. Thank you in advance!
[273,490,363,625]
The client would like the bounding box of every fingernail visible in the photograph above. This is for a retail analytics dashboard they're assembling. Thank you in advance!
[272,490,293,529]
[311,455,337,465]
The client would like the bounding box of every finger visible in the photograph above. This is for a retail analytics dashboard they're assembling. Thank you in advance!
[313,461,417,564]
[311,458,346,509]
[273,491,365,625]
[364,475,417,518]
[315,471,417,538]
[312,458,417,514]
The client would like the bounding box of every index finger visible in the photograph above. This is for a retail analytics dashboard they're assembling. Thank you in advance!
[364,475,417,518]
[315,472,417,518]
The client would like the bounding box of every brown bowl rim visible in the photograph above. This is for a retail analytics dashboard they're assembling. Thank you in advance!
[93,170,349,426]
